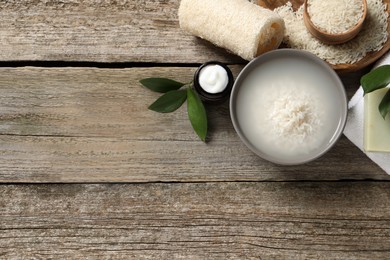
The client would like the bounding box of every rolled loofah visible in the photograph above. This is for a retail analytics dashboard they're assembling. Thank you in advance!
[178,0,285,60]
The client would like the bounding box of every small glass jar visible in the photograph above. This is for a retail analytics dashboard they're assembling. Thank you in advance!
[193,61,234,104]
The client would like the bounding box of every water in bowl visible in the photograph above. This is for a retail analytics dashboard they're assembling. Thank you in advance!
[235,56,345,164]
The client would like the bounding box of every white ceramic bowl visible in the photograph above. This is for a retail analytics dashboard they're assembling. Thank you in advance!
[230,49,348,165]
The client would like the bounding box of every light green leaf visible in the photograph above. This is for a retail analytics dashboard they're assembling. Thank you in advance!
[187,88,207,142]
[361,65,390,94]
[148,90,187,113]
[140,78,185,93]
[379,89,390,120]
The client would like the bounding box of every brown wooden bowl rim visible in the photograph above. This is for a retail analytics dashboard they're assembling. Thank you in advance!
[303,0,367,41]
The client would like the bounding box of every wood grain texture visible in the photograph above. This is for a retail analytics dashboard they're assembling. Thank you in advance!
[1,0,388,70]
[0,0,243,63]
[1,2,389,259]
[1,182,390,259]
[0,66,387,182]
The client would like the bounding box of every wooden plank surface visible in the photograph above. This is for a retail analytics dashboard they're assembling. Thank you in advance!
[1,0,390,258]
[2,182,390,259]
[0,66,387,182]
[0,0,243,63]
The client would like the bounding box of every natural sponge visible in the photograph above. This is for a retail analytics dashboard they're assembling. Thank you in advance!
[178,0,285,61]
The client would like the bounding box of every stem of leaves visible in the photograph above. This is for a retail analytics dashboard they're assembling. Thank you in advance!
[140,77,208,141]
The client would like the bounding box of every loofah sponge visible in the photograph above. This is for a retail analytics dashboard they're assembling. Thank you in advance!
[178,0,285,60]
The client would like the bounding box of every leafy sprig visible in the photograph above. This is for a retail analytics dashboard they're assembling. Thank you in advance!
[148,90,187,113]
[361,65,390,119]
[139,78,184,93]
[140,77,208,142]
[186,88,207,141]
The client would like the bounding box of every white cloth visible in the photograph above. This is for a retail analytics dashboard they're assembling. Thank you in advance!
[343,51,390,174]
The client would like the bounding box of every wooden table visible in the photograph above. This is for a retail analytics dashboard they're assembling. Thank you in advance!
[1,0,390,259]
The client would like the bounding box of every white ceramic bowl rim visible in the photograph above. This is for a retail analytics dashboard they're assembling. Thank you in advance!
[229,49,348,165]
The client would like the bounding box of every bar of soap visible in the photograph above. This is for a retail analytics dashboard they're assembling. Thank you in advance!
[364,88,390,152]
[178,0,285,61]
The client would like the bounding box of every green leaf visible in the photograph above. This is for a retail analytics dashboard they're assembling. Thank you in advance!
[187,88,207,142]
[140,78,185,93]
[361,65,390,94]
[379,89,390,120]
[148,90,187,113]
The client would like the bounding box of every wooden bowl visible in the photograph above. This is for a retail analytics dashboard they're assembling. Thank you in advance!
[257,0,390,72]
[303,0,367,45]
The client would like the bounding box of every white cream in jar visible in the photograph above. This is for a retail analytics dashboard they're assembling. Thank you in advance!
[198,64,229,94]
